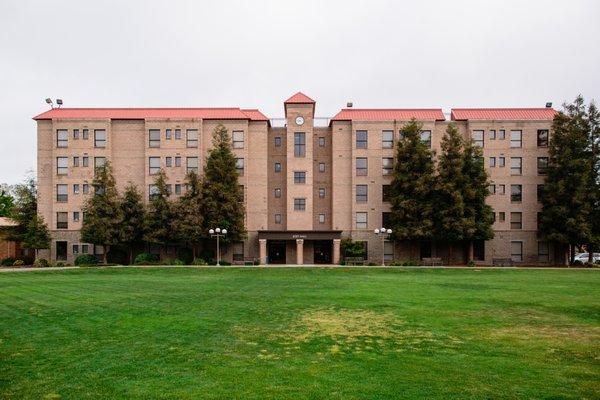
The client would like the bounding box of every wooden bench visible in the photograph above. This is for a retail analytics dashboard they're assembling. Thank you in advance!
[421,257,443,266]
[492,258,513,267]
[345,257,365,266]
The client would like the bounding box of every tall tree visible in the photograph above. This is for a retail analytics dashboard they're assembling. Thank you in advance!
[0,188,14,217]
[80,162,122,263]
[172,171,204,259]
[21,214,51,259]
[144,170,174,252]
[7,178,38,244]
[119,183,146,264]
[201,124,246,244]
[586,101,600,262]
[389,119,437,244]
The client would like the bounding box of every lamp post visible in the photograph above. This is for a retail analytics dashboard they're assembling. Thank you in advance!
[374,227,392,266]
[209,227,227,266]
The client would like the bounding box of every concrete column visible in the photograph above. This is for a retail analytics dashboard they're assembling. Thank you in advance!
[333,239,341,265]
[259,239,267,265]
[296,239,304,265]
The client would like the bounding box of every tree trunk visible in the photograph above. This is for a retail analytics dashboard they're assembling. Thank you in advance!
[192,245,197,260]
[468,241,474,263]
[569,244,575,265]
[103,245,109,264]
[129,247,133,265]
[449,242,454,265]
[588,244,594,264]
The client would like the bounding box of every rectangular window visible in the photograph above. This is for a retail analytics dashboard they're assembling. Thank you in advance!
[382,130,393,148]
[275,214,282,224]
[82,129,89,140]
[356,157,368,176]
[166,129,172,140]
[318,214,325,224]
[165,157,172,167]
[94,129,106,148]
[175,156,181,167]
[73,211,80,222]
[537,184,544,202]
[275,162,282,172]
[82,156,89,167]
[382,212,392,227]
[57,184,68,202]
[81,244,89,254]
[274,188,282,198]
[83,184,89,195]
[56,212,68,229]
[511,212,522,229]
[382,157,393,175]
[356,184,368,202]
[186,129,198,148]
[294,198,306,211]
[294,171,306,184]
[511,241,523,262]
[537,129,549,147]
[56,241,67,261]
[498,156,505,167]
[511,184,522,202]
[294,132,306,157]
[318,188,325,198]
[499,211,505,222]
[383,241,394,261]
[73,156,79,167]
[57,129,68,148]
[538,241,549,262]
[73,129,79,139]
[498,129,505,140]
[498,184,505,195]
[149,157,160,174]
[420,130,432,148]
[73,244,79,254]
[236,158,244,175]
[149,184,159,200]
[175,129,182,140]
[356,212,368,229]
[318,163,325,172]
[274,136,282,147]
[73,184,80,194]
[510,157,522,175]
[489,157,496,167]
[488,130,496,140]
[382,184,392,202]
[175,184,182,195]
[233,242,244,262]
[94,157,106,169]
[489,184,496,194]
[472,130,484,147]
[57,157,68,175]
[187,157,198,173]
[233,131,244,149]
[318,137,325,147]
[149,129,161,148]
[356,130,368,149]
[510,130,522,148]
[537,157,549,175]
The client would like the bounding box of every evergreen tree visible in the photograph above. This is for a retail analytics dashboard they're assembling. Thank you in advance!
[21,214,51,259]
[7,178,38,244]
[172,171,204,259]
[201,124,246,243]
[0,188,14,217]
[80,162,122,263]
[389,119,437,243]
[143,170,174,251]
[586,101,600,262]
[119,183,146,264]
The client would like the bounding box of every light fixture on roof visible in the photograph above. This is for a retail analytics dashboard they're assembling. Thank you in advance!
[45,98,63,109]
[347,102,353,108]
[45,98,53,109]
[545,102,552,108]
[56,99,63,108]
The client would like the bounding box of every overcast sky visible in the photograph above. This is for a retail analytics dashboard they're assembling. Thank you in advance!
[1,0,598,184]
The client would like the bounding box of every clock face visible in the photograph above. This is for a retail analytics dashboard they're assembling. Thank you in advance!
[295,116,304,126]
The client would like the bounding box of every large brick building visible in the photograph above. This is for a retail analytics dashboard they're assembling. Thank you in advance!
[34,92,561,265]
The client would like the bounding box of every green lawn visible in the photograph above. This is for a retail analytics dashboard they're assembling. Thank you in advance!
[0,267,598,399]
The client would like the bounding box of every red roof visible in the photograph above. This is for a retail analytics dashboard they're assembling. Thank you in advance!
[332,109,446,122]
[33,108,269,121]
[284,92,315,104]
[451,108,557,121]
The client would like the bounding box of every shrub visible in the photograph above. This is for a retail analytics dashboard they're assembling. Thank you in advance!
[134,252,159,265]
[75,254,98,266]
[1,257,16,266]
[572,260,583,266]
[107,248,128,265]
[192,258,208,266]
[173,259,185,266]
[12,259,25,267]
[55,262,66,267]
[34,258,50,268]
[20,256,35,265]
[199,249,215,262]
[177,248,194,265]
[219,261,231,266]
[467,260,476,268]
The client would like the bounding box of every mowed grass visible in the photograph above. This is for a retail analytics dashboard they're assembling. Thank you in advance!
[0,267,598,399]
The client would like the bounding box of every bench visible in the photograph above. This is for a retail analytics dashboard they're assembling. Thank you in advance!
[492,258,513,267]
[421,257,443,266]
[345,257,365,266]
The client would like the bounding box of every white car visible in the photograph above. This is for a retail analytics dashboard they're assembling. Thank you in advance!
[574,253,600,264]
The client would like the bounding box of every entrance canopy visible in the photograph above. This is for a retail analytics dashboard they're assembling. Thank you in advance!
[257,230,342,241]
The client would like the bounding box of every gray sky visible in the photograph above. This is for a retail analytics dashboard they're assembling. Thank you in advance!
[1,0,599,184]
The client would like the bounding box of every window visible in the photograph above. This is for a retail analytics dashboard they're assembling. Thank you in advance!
[81,244,89,254]
[294,132,306,157]
[382,212,392,227]
[384,241,394,261]
[499,212,505,222]
[536,241,549,262]
[274,188,281,198]
[356,157,368,176]
[233,242,244,262]
[511,241,523,262]
[57,157,68,175]
[83,184,89,195]
[356,184,368,202]
[511,212,522,229]
[94,129,106,148]
[510,130,522,148]
[149,129,161,148]
[488,130,496,140]
[56,184,68,202]
[187,157,198,173]
[73,156,79,167]
[149,157,160,174]
[318,214,325,224]
[498,129,505,140]
[73,129,80,139]
[82,156,89,167]
[382,185,392,202]
[511,185,522,202]
[318,137,325,147]
[57,129,68,148]
[318,163,325,172]
[498,184,505,195]
[356,212,368,229]
[537,157,548,175]
[56,212,68,229]
[420,130,432,148]
[472,130,484,147]
[489,184,496,194]
[73,244,79,254]
[275,162,282,172]
[166,129,172,140]
[166,157,172,167]
[318,188,325,198]
[82,129,89,140]
[294,171,306,184]
[149,184,159,200]
[359,241,369,260]
[233,131,244,149]
[274,136,282,147]
[537,129,549,147]
[186,129,198,148]
[275,214,282,224]
[56,241,67,261]
[175,184,181,195]
[510,157,522,175]
[382,157,393,175]
[175,129,182,140]
[382,130,393,148]
[94,157,106,170]
[498,156,505,167]
[356,130,368,149]
[73,184,80,194]
[489,157,496,167]
[236,158,244,175]
[175,156,181,167]
[73,211,80,222]
[294,198,306,211]
[537,184,544,202]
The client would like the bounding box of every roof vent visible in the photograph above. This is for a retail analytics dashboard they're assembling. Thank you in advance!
[347,102,353,108]
[545,102,552,108]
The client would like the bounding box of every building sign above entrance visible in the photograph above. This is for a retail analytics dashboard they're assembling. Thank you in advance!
[258,230,343,241]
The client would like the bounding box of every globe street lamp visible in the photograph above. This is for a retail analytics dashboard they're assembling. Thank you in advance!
[374,227,392,266]
[209,227,227,266]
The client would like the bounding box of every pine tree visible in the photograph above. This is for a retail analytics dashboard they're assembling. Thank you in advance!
[21,214,51,259]
[119,183,146,264]
[172,171,204,259]
[7,178,38,244]
[201,124,246,244]
[389,119,437,243]
[586,101,600,262]
[80,161,122,263]
[143,170,174,251]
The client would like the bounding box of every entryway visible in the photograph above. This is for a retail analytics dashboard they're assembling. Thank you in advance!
[313,240,332,264]
[267,241,286,264]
